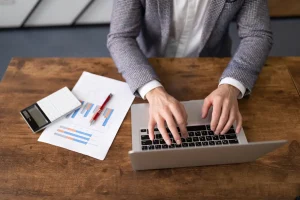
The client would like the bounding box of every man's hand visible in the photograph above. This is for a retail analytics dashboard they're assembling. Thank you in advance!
[146,87,188,145]
[202,84,242,134]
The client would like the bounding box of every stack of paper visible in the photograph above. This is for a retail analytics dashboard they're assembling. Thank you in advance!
[38,72,135,160]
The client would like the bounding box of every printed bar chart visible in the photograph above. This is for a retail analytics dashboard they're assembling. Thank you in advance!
[66,101,114,127]
[54,125,93,145]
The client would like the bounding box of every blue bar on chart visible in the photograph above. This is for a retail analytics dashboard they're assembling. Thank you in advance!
[102,108,114,126]
[93,105,100,113]
[71,107,81,118]
[80,102,88,114]
[54,132,88,145]
[54,126,93,145]
[84,103,94,117]
[69,101,84,118]
[60,126,92,137]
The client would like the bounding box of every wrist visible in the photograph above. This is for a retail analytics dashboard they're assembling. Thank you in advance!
[145,86,165,101]
[219,84,240,98]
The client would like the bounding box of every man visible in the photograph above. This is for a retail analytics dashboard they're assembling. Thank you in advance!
[107,0,273,145]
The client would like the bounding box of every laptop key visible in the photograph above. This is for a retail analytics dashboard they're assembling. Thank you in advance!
[142,140,152,145]
[148,145,155,150]
[202,141,209,146]
[206,136,212,141]
[169,144,175,148]
[212,135,219,140]
[193,137,199,142]
[186,137,192,142]
[153,140,159,144]
[155,145,162,149]
[225,134,237,139]
[189,143,195,147]
[188,132,195,137]
[219,135,225,140]
[154,128,159,131]
[195,131,201,136]
[181,138,186,142]
[168,133,174,138]
[162,144,168,149]
[206,125,211,130]
[141,129,147,132]
[182,143,189,148]
[160,139,166,144]
[226,129,236,134]
[142,146,148,150]
[222,140,229,145]
[229,139,239,144]
[208,131,214,135]
[175,144,182,148]
[209,141,215,146]
[141,135,150,140]
[215,141,222,145]
[195,142,202,146]
[202,131,208,136]
[199,136,206,141]
[155,134,162,139]
[187,125,206,131]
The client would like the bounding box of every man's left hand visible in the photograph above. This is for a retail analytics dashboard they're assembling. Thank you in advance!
[202,84,242,134]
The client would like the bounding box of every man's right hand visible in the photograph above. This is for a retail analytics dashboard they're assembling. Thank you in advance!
[145,87,188,145]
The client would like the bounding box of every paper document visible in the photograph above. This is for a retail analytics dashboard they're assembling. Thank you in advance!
[38,72,135,160]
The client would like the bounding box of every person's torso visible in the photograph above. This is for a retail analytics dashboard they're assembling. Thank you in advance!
[137,0,245,58]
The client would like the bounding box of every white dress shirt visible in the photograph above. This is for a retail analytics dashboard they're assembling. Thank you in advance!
[138,0,246,99]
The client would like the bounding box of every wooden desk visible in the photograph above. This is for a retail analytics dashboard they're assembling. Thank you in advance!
[0,58,299,200]
[269,0,300,17]
[287,57,300,97]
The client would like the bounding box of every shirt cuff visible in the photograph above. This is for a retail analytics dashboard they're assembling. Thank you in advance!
[138,80,163,99]
[219,77,246,99]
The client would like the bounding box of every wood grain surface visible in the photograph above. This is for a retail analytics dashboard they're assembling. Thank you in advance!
[269,0,300,17]
[0,57,299,200]
[287,57,300,97]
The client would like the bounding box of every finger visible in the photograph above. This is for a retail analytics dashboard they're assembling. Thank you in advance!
[202,97,212,118]
[170,104,187,140]
[236,112,242,133]
[162,110,181,145]
[148,116,156,141]
[179,104,189,138]
[215,101,230,134]
[210,97,222,132]
[220,108,236,134]
[156,116,171,145]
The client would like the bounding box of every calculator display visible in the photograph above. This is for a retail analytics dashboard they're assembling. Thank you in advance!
[27,105,49,127]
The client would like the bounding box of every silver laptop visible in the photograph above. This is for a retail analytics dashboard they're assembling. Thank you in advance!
[129,100,287,171]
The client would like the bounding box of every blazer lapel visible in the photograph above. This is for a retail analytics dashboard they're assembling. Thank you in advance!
[198,0,226,52]
[157,0,172,55]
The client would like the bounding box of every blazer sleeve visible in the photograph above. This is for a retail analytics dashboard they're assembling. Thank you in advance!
[221,0,273,95]
[107,0,159,96]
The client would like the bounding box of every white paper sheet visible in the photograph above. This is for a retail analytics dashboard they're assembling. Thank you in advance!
[38,72,135,160]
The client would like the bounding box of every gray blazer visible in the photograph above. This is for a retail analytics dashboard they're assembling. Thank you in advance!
[107,0,273,96]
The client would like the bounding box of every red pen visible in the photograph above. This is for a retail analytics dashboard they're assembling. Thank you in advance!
[90,93,113,125]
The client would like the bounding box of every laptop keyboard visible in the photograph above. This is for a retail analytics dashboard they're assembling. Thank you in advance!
[140,125,239,151]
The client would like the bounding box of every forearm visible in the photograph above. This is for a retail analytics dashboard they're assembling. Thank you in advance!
[221,0,273,95]
[108,36,159,96]
[221,35,272,94]
[107,0,159,96]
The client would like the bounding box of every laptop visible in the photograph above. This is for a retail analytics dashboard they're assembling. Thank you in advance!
[129,100,287,170]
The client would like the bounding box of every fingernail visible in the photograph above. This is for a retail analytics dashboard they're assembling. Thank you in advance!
[166,140,171,145]
[176,140,181,145]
